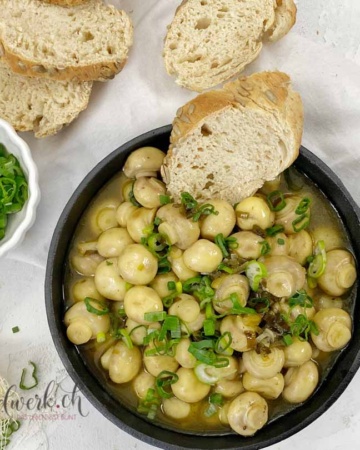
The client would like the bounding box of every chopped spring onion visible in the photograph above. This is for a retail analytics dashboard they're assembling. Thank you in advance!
[125,282,133,291]
[277,238,285,245]
[214,332,232,354]
[214,234,239,258]
[181,192,198,211]
[159,195,171,205]
[105,260,113,266]
[260,240,271,256]
[192,204,218,222]
[203,319,216,336]
[295,197,311,215]
[308,240,327,278]
[128,181,141,207]
[307,275,318,289]
[175,281,183,293]
[84,297,110,316]
[245,261,268,292]
[266,190,286,212]
[180,192,218,222]
[194,363,220,385]
[204,393,224,417]
[12,326,20,334]
[266,224,285,237]
[283,334,293,346]
[292,213,310,232]
[167,281,176,291]
[248,297,271,313]
[158,315,181,340]
[158,257,172,274]
[137,388,161,419]
[144,311,167,322]
[96,332,106,343]
[288,314,319,341]
[19,361,38,390]
[217,263,234,274]
[162,291,178,308]
[0,145,29,240]
[154,216,162,226]
[119,329,133,349]
[288,290,314,309]
[147,233,166,252]
[155,371,179,399]
[183,276,215,302]
[228,293,257,315]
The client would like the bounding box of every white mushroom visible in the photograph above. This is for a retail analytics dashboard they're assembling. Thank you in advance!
[106,341,142,384]
[242,372,284,399]
[96,207,119,232]
[227,392,268,436]
[316,295,343,310]
[97,227,134,258]
[242,348,285,379]
[94,258,127,301]
[118,244,158,285]
[215,379,244,398]
[168,294,200,323]
[230,231,263,260]
[235,197,275,231]
[317,249,356,296]
[311,308,352,352]
[123,147,166,179]
[116,202,139,228]
[200,199,236,240]
[213,274,250,313]
[171,368,211,403]
[64,300,110,345]
[72,278,105,303]
[162,397,191,420]
[71,252,104,277]
[283,337,312,367]
[262,255,306,298]
[220,315,261,352]
[282,360,319,403]
[124,286,163,325]
[183,239,223,273]
[168,247,199,281]
[126,207,157,243]
[288,230,313,265]
[133,177,167,209]
[156,204,200,250]
[267,233,289,256]
[311,226,344,252]
[174,338,197,369]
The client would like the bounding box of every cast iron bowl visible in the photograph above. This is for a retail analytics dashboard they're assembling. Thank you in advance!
[45,125,360,450]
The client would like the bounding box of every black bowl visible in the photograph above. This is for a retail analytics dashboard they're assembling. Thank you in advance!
[45,125,360,450]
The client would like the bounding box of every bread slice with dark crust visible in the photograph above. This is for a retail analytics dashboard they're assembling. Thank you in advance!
[161,71,303,204]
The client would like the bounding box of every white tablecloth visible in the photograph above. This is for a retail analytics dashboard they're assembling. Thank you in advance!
[1,1,360,449]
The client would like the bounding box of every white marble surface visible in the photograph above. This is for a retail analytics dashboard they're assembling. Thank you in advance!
[1,0,360,449]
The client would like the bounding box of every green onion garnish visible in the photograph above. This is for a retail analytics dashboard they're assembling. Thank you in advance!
[283,334,293,346]
[167,281,176,291]
[295,197,311,215]
[203,319,216,336]
[144,311,167,322]
[308,240,327,278]
[292,213,310,232]
[12,326,20,334]
[19,361,38,390]
[158,315,181,340]
[84,297,109,316]
[228,293,257,315]
[119,329,133,349]
[248,297,271,313]
[129,181,141,207]
[266,224,285,236]
[154,216,162,226]
[0,144,29,240]
[96,332,106,343]
[180,192,218,222]
[155,371,179,399]
[215,233,229,257]
[266,190,286,212]
[160,195,171,205]
[215,332,232,354]
[277,238,285,245]
[288,290,314,309]
[217,263,234,274]
[260,240,271,256]
[245,261,268,292]
[137,388,161,419]
[286,314,319,341]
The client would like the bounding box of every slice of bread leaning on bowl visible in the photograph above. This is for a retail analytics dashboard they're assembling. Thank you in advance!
[162,71,304,205]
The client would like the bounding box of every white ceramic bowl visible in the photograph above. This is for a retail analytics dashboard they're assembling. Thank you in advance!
[0,119,40,257]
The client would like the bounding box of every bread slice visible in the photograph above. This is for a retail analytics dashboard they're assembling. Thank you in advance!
[42,0,88,5]
[163,0,297,91]
[161,71,303,205]
[0,61,92,138]
[0,0,133,82]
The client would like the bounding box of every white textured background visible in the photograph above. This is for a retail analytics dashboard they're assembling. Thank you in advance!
[1,0,360,449]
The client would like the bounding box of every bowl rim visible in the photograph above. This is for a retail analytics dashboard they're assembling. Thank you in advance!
[45,124,360,450]
[0,119,41,257]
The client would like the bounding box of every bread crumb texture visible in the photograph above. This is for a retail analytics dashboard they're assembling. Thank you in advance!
[164,0,296,91]
[0,0,133,81]
[161,72,304,204]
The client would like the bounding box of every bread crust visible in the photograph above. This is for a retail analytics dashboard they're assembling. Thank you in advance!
[266,0,297,42]
[42,0,88,5]
[162,71,304,201]
[0,3,133,82]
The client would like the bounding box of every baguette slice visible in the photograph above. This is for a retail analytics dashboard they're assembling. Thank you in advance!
[0,0,133,82]
[0,61,92,138]
[42,0,89,5]
[163,0,296,91]
[161,71,303,205]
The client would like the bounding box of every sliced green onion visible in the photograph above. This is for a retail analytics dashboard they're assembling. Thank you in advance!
[248,297,271,313]
[167,281,176,291]
[204,393,224,416]
[266,224,285,236]
[203,319,216,336]
[245,261,268,292]
[215,332,232,354]
[129,181,141,207]
[155,371,179,399]
[308,240,327,278]
[175,281,183,293]
[181,192,198,211]
[194,364,220,385]
[137,388,161,419]
[120,329,133,348]
[158,315,181,340]
[260,240,271,256]
[84,297,109,316]
[228,293,257,315]
[292,213,310,232]
[214,233,229,257]
[160,195,171,205]
[266,190,286,212]
[204,403,218,417]
[19,361,38,390]
[96,332,106,343]
[144,311,167,322]
[277,238,285,245]
[12,326,20,334]
[154,216,162,226]
[283,334,293,346]
[162,292,178,308]
[148,233,166,252]
[288,290,314,309]
[217,263,234,274]
[295,197,311,215]
[125,282,133,291]
[158,257,171,274]
[307,275,318,289]
[288,314,319,341]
